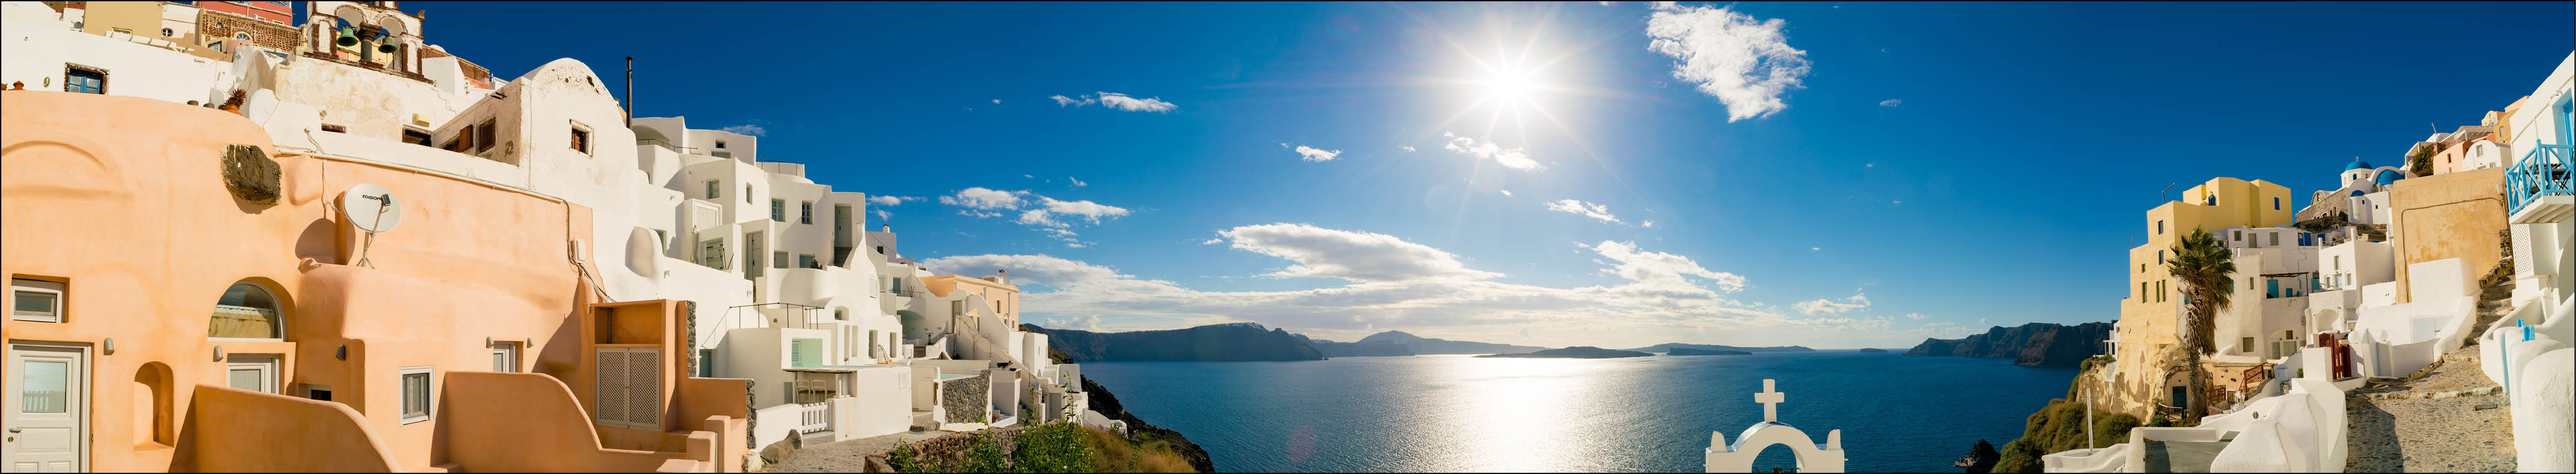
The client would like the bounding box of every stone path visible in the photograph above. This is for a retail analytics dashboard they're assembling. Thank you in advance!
[757,430,951,473]
[2345,344,2518,473]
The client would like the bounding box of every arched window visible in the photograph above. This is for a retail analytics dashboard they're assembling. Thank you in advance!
[208,281,284,340]
[161,28,173,38]
[234,32,251,40]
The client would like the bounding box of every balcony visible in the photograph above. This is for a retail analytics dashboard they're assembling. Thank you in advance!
[2507,144,2575,223]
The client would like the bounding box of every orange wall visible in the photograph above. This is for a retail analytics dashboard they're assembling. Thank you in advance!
[180,385,401,473]
[439,372,691,472]
[2386,167,2510,302]
[923,275,1022,328]
[0,90,638,471]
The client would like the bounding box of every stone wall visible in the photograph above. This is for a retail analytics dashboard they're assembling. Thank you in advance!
[860,426,1027,473]
[943,373,990,423]
[196,9,296,52]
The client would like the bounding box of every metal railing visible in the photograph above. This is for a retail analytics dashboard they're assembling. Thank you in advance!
[722,302,828,331]
[2506,144,2574,215]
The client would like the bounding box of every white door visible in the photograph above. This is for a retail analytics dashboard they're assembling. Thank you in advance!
[226,355,279,393]
[5,342,87,473]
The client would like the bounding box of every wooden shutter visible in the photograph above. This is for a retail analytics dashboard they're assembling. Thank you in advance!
[625,349,661,429]
[594,348,628,426]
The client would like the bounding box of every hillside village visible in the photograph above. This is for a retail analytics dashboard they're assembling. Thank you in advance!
[2028,53,2575,473]
[0,2,1136,472]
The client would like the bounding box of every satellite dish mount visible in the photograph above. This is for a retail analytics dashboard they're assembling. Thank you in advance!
[340,184,404,268]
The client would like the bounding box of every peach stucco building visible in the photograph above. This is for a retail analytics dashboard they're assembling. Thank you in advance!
[0,91,743,472]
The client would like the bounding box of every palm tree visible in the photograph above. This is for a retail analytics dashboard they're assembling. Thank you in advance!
[2167,227,2236,422]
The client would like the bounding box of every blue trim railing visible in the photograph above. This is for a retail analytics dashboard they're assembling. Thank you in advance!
[2507,144,2576,215]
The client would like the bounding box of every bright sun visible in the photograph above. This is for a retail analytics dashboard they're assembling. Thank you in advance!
[1477,67,1536,103]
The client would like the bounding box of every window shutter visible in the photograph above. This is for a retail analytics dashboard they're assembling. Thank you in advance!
[625,349,661,429]
[790,338,818,367]
[595,348,628,426]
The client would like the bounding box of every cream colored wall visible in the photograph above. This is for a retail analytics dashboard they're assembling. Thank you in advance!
[2109,177,2293,418]
[2387,167,2509,303]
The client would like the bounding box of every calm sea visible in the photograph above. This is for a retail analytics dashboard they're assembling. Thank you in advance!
[1079,351,2079,473]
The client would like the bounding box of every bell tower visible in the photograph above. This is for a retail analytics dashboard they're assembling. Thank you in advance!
[300,1,426,76]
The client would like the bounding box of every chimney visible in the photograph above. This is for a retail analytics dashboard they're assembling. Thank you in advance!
[880,224,891,233]
[996,269,1009,285]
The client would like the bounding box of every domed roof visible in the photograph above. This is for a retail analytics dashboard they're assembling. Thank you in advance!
[2349,190,2367,197]
[2375,170,2404,185]
[2346,160,2373,171]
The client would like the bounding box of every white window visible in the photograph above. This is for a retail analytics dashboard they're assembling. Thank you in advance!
[226,355,279,393]
[491,341,519,373]
[12,279,65,323]
[399,366,432,424]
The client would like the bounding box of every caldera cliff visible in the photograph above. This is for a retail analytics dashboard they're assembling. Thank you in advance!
[1904,321,2112,367]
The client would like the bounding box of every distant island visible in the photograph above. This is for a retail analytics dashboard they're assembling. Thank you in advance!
[1622,342,1815,353]
[1475,346,1653,358]
[1666,348,1751,356]
[1296,334,1415,357]
[1904,321,2112,367]
[1858,348,1889,353]
[1024,322,1325,362]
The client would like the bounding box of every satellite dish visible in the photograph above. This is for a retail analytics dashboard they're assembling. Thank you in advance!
[340,183,403,233]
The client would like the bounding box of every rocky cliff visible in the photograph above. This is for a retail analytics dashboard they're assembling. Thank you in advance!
[1079,377,1216,473]
[1294,334,1415,357]
[1356,330,1543,355]
[1904,321,2113,367]
[1666,348,1751,356]
[1474,346,1653,358]
[1025,322,1326,362]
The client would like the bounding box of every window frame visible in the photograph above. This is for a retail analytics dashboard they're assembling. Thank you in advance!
[398,366,433,424]
[63,64,107,95]
[569,121,593,155]
[771,199,787,222]
[800,201,814,224]
[473,118,497,152]
[208,281,287,342]
[11,279,66,323]
[491,341,520,373]
[774,251,789,269]
[705,179,721,199]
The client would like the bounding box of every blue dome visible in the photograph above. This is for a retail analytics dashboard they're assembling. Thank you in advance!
[2349,190,2366,197]
[2375,170,2403,185]
[2346,160,2373,171]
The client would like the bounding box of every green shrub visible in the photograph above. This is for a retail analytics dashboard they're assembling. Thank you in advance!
[964,432,1012,473]
[888,441,927,473]
[1990,399,2147,473]
[1013,422,1099,473]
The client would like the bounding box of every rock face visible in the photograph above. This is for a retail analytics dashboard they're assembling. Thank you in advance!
[1082,377,1217,473]
[1904,321,2113,367]
[1356,330,1544,355]
[1474,346,1653,358]
[1622,342,1815,353]
[1024,322,1326,362]
[1295,334,1415,357]
[1666,348,1751,356]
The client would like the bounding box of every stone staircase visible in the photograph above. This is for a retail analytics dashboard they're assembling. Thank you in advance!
[2467,230,2518,345]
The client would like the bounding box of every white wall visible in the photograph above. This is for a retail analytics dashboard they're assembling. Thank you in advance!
[2,9,227,105]
[838,366,913,439]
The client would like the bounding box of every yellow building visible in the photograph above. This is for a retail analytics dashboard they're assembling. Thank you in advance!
[2106,177,2294,417]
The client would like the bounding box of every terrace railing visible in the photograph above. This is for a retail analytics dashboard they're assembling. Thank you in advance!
[2506,144,2574,215]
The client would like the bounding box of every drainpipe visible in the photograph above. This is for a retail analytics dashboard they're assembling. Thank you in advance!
[623,57,634,128]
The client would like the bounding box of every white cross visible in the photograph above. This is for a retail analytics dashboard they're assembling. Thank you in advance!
[1755,378,1786,423]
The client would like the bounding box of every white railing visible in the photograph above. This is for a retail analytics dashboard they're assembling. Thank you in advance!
[796,402,829,434]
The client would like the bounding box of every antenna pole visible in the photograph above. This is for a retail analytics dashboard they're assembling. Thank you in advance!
[624,57,634,128]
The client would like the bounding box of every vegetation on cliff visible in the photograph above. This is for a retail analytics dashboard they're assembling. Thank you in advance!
[1987,366,2146,473]
[1081,377,1217,472]
[884,422,1194,473]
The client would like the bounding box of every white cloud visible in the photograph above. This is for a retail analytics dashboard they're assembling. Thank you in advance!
[1069,177,1088,187]
[1584,240,1747,293]
[1051,92,1177,112]
[1201,238,1223,245]
[1644,4,1812,121]
[875,209,893,220]
[1546,199,1622,223]
[1036,197,1129,223]
[1500,190,1513,197]
[1442,132,1543,170]
[1017,209,1066,228]
[869,195,919,206]
[961,210,1003,218]
[992,99,1003,104]
[1399,145,1417,152]
[1904,313,1926,320]
[719,124,768,137]
[1066,242,1088,248]
[1220,223,1502,282]
[1282,144,1343,162]
[1792,291,1871,316]
[940,187,1027,210]
[1642,220,1656,228]
[1878,99,1902,108]
[1810,247,1821,251]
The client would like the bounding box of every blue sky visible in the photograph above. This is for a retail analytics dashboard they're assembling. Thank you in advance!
[412,1,2574,348]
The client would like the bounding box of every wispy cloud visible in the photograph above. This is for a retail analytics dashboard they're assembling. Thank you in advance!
[1050,92,1178,113]
[1878,99,1902,108]
[1399,145,1417,152]
[1642,220,1656,228]
[1069,177,1088,187]
[1645,3,1812,121]
[1442,132,1543,170]
[719,124,768,137]
[869,195,920,206]
[1282,143,1343,161]
[1792,291,1871,316]
[1904,313,1926,320]
[1500,190,1513,197]
[1546,199,1622,223]
[939,187,1027,210]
